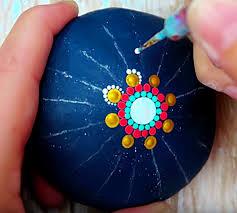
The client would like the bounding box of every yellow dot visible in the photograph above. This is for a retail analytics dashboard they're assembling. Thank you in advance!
[162,119,174,133]
[122,135,134,149]
[105,113,120,128]
[126,74,140,87]
[144,136,157,150]
[166,93,176,106]
[149,75,160,87]
[107,89,122,103]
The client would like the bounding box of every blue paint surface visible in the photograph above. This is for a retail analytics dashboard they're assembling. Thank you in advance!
[29,8,216,211]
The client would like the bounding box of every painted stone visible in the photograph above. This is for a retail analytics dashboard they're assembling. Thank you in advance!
[30,8,216,211]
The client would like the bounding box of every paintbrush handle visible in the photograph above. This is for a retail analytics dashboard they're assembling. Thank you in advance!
[164,7,189,41]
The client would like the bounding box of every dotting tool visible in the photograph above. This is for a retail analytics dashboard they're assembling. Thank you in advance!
[135,7,189,54]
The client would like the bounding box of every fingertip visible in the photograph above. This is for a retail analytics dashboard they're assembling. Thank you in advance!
[33,175,65,209]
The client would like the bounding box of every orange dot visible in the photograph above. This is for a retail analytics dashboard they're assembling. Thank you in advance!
[105,113,120,128]
[122,135,134,149]
[162,119,174,133]
[166,93,176,106]
[144,136,157,150]
[149,75,160,87]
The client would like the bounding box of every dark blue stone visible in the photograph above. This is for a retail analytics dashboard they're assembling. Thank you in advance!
[30,8,216,211]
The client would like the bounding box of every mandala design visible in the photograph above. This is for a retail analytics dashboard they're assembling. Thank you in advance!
[103,69,176,150]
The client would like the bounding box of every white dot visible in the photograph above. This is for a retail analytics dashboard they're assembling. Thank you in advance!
[116,86,120,89]
[119,88,122,91]
[132,69,137,74]
[112,85,115,89]
[105,98,108,102]
[127,69,132,74]
[137,72,141,75]
[134,48,141,54]
[130,97,156,124]
[103,94,107,98]
[139,76,142,79]
[107,85,111,90]
[102,88,108,94]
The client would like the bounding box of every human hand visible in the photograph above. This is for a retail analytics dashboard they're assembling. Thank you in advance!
[0,1,78,212]
[186,0,237,99]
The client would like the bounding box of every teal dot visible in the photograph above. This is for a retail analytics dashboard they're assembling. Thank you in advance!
[145,124,150,130]
[129,95,136,102]
[150,121,155,127]
[156,108,162,115]
[147,92,153,98]
[125,113,131,119]
[125,107,130,114]
[156,101,161,107]
[126,101,132,107]
[152,96,158,102]
[141,91,147,97]
[128,119,134,125]
[133,123,139,129]
[154,115,160,121]
[139,125,145,131]
[135,92,141,98]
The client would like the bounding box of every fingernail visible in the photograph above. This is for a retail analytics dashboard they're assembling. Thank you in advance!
[188,0,237,63]
[224,86,237,99]
[59,0,78,12]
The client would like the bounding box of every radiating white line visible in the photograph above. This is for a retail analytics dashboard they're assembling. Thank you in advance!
[79,80,102,91]
[165,53,191,87]
[162,137,189,183]
[102,25,115,39]
[127,164,136,202]
[42,98,94,107]
[78,134,115,167]
[80,50,118,83]
[151,150,162,191]
[103,25,128,69]
[44,122,103,138]
[176,87,205,99]
[47,67,72,79]
[157,40,168,76]
[97,154,122,193]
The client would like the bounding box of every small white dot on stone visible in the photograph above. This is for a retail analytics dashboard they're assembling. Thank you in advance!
[137,72,141,75]
[139,76,142,79]
[107,85,111,90]
[116,86,120,89]
[127,69,132,74]
[105,98,108,102]
[103,94,107,98]
[132,69,137,74]
[134,48,140,54]
[112,85,115,89]
[102,88,108,94]
[119,88,122,91]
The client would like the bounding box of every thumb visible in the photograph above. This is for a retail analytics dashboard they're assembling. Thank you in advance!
[0,1,78,209]
[187,0,237,98]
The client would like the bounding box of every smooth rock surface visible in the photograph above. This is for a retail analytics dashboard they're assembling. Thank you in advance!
[29,8,216,211]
